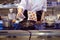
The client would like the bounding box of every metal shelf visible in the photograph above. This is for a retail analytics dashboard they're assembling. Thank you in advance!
[0,4,17,8]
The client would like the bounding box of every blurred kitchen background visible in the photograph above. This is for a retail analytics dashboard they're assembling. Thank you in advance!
[0,0,60,30]
[0,0,60,40]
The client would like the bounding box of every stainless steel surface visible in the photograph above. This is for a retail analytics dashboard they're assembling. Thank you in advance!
[0,30,60,40]
[29,30,60,36]
[0,30,60,36]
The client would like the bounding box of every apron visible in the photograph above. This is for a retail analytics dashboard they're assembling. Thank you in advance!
[23,10,43,21]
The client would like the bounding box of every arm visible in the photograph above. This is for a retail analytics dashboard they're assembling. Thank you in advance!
[17,0,26,18]
[41,0,47,21]
[41,11,46,21]
[17,8,23,18]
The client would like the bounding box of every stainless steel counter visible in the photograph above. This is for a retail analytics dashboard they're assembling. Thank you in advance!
[0,30,60,36]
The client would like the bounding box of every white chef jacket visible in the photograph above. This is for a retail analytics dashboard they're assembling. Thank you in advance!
[8,13,16,20]
[18,0,47,12]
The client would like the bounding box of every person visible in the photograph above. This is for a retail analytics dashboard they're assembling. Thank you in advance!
[8,8,16,30]
[8,8,16,22]
[17,0,47,23]
[16,0,47,30]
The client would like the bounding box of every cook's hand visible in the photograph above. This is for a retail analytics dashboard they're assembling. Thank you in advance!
[41,18,44,21]
[41,16,45,23]
[16,13,25,19]
[12,19,16,23]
